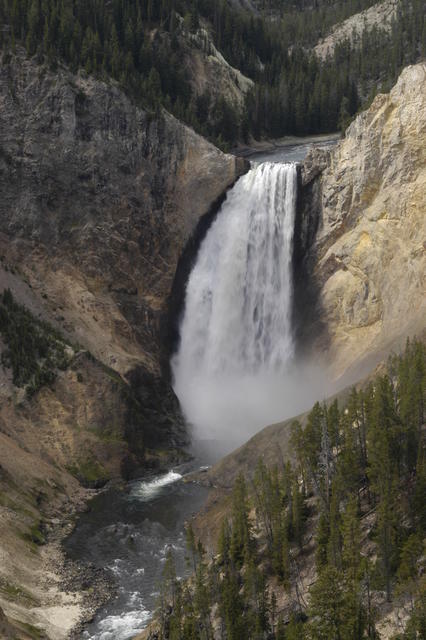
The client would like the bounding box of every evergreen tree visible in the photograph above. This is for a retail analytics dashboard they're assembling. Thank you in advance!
[307,566,346,640]
[230,473,252,567]
[327,479,342,569]
[219,567,245,640]
[291,476,306,550]
[375,470,400,601]
[315,511,330,571]
[341,497,362,583]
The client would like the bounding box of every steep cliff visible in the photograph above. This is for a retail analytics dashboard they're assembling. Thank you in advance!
[179,22,254,112]
[0,51,245,375]
[0,50,246,638]
[299,62,426,380]
[216,62,425,485]
[187,66,426,636]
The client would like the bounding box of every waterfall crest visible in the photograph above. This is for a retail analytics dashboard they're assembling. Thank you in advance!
[172,162,300,453]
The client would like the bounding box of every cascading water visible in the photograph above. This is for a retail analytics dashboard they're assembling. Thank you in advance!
[172,162,309,454]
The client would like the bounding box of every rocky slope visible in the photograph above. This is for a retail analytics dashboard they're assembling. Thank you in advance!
[181,22,254,112]
[299,61,426,380]
[0,51,245,377]
[0,50,246,637]
[313,0,400,60]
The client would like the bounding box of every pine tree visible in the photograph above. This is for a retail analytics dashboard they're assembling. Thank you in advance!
[230,473,252,567]
[341,497,362,582]
[276,616,286,640]
[186,523,198,573]
[286,614,306,640]
[291,476,305,550]
[26,0,41,55]
[194,559,212,640]
[315,511,330,571]
[375,471,400,601]
[327,479,342,569]
[308,566,346,640]
[219,567,245,640]
[217,519,231,567]
[159,548,178,636]
[397,533,423,594]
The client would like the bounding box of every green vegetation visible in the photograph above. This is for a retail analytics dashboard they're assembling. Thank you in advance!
[0,288,71,397]
[0,0,424,146]
[13,620,46,640]
[24,521,46,546]
[67,456,109,486]
[0,578,40,606]
[157,338,425,639]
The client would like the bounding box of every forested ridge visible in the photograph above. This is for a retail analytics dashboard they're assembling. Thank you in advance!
[0,0,425,147]
[157,339,425,639]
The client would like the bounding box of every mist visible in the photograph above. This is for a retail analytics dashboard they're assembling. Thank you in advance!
[172,359,334,460]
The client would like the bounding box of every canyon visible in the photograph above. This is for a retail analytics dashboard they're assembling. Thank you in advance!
[0,37,424,639]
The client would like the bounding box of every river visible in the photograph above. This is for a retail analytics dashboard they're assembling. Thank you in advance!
[65,469,209,640]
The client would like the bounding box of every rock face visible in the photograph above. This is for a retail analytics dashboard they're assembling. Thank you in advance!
[0,50,248,484]
[299,62,426,379]
[0,49,249,497]
[0,51,245,378]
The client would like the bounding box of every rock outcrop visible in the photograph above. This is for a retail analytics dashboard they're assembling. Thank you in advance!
[182,24,254,111]
[299,62,426,380]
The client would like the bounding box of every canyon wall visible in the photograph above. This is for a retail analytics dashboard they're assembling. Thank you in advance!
[0,52,245,377]
[0,51,246,637]
[0,50,247,461]
[300,62,426,381]
[192,67,425,640]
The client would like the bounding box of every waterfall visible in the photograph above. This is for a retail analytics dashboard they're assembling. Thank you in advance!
[172,162,301,454]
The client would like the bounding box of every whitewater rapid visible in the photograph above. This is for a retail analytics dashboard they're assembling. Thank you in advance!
[172,162,301,451]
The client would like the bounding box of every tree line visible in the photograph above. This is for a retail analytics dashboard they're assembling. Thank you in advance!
[158,338,425,639]
[0,0,424,147]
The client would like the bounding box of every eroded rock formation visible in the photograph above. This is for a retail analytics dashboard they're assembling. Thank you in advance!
[300,62,426,379]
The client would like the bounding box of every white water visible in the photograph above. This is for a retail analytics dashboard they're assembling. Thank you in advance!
[94,609,151,640]
[79,469,193,640]
[129,471,183,501]
[172,162,314,452]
